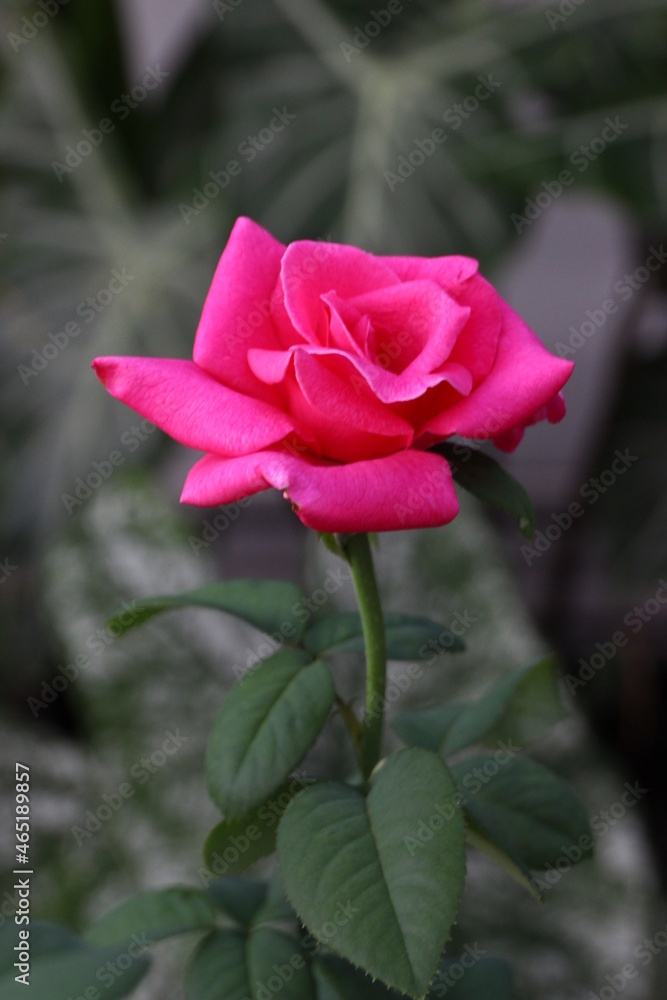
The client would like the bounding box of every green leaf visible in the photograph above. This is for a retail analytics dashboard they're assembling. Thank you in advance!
[203,778,314,877]
[252,895,296,927]
[440,659,565,756]
[303,612,464,659]
[251,875,296,927]
[393,660,565,757]
[85,887,220,946]
[383,615,465,658]
[314,954,403,998]
[107,578,307,641]
[0,922,79,971]
[317,532,345,557]
[206,877,268,927]
[204,813,278,879]
[464,820,541,902]
[277,748,466,999]
[392,704,464,753]
[451,754,593,872]
[206,650,334,819]
[435,443,536,540]
[427,957,514,999]
[186,928,316,1000]
[0,922,150,1000]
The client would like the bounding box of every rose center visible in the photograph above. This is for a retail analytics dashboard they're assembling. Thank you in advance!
[366,322,415,375]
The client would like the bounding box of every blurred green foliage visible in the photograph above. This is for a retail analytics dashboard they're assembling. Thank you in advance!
[2,0,666,546]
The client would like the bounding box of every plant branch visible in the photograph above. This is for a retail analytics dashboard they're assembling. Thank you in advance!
[343,533,387,780]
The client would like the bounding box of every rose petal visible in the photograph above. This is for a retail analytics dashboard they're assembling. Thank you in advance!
[182,448,459,532]
[320,291,366,355]
[350,355,473,404]
[280,240,400,344]
[92,356,294,456]
[492,390,568,453]
[343,280,470,374]
[181,451,275,506]
[376,259,499,385]
[285,449,459,532]
[445,274,501,385]
[546,391,567,423]
[420,302,574,441]
[287,350,414,461]
[247,347,293,385]
[378,253,479,291]
[249,345,472,404]
[192,217,284,401]
[491,426,525,453]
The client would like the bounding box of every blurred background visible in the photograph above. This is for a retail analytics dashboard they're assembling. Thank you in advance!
[0,0,666,997]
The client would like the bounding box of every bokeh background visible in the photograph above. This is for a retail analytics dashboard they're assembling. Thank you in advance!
[1,0,666,997]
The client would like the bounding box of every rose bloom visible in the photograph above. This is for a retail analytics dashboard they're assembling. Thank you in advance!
[93,218,573,532]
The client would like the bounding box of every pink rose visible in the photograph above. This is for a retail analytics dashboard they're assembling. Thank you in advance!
[93,218,573,532]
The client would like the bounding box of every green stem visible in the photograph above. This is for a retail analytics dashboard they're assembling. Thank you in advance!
[344,533,387,780]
